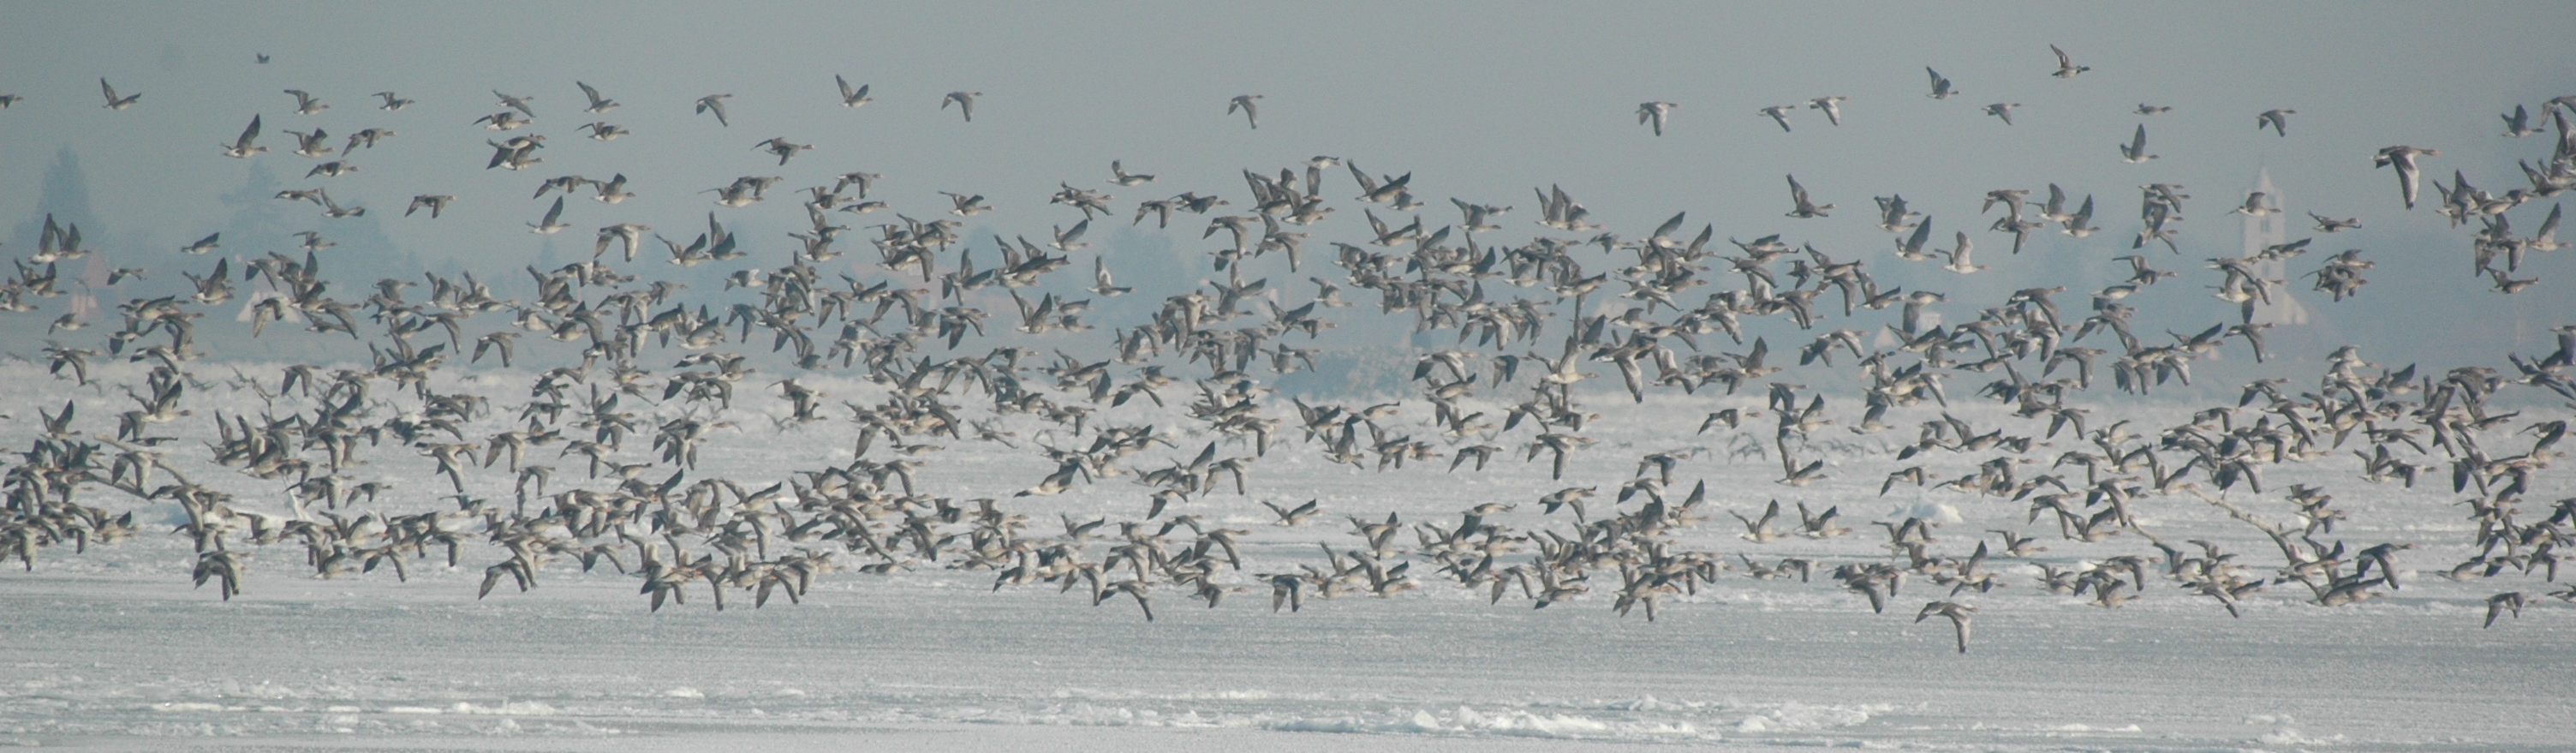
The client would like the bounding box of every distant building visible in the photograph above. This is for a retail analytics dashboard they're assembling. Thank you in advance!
[65,254,109,322]
[2243,169,2310,327]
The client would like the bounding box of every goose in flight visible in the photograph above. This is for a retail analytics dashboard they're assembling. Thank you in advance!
[1050,218,1090,251]
[2374,145,2439,208]
[528,196,569,234]
[1091,256,1130,297]
[98,78,139,110]
[2485,592,2525,627]
[2502,104,2544,137]
[1758,105,1795,133]
[695,93,732,126]
[2119,124,2157,163]
[1941,232,1987,273]
[220,115,265,158]
[1731,499,1784,542]
[405,194,454,218]
[2048,44,2090,78]
[942,91,981,122]
[1778,440,1827,486]
[2134,103,2171,116]
[754,136,812,165]
[1784,174,1833,218]
[283,89,328,115]
[941,191,992,216]
[2059,194,2100,236]
[582,122,629,140]
[180,233,220,254]
[2229,190,2276,217]
[1637,101,1677,135]
[2309,211,2360,232]
[1984,102,2019,125]
[1892,222,1936,260]
[576,81,617,113]
[1916,601,1976,653]
[592,172,633,204]
[835,75,872,108]
[0,93,19,108]
[1261,499,1319,526]
[596,223,648,261]
[1925,68,1960,99]
[284,128,333,157]
[373,91,413,111]
[474,110,530,130]
[1108,160,1154,186]
[2257,109,2295,137]
[1808,96,1849,126]
[1228,94,1261,129]
[492,90,537,117]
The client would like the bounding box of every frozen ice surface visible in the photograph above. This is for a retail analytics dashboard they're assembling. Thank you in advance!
[2,362,2571,752]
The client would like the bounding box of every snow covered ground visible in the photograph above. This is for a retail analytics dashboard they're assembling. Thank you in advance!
[3,361,2571,752]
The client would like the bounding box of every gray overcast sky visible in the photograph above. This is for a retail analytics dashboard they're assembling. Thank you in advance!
[2,2,2572,366]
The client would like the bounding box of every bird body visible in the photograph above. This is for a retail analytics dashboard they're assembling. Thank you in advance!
[1984,102,2019,125]
[942,91,981,122]
[695,93,733,126]
[1637,101,1678,135]
[2120,124,2157,163]
[1925,68,1959,99]
[1229,94,1262,129]
[99,78,139,110]
[2257,109,2295,137]
[836,75,873,108]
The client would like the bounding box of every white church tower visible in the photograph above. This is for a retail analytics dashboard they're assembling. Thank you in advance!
[2244,168,2310,327]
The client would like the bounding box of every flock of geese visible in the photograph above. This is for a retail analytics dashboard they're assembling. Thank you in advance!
[3,45,2574,653]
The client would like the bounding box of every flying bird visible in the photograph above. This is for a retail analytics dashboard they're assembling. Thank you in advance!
[695,93,733,126]
[942,91,981,122]
[1917,601,1976,653]
[2119,124,2157,163]
[220,115,266,158]
[577,81,617,113]
[493,90,538,117]
[283,89,328,115]
[2501,104,2543,137]
[1637,101,1678,135]
[835,75,873,108]
[405,194,454,218]
[2048,44,2090,78]
[1807,96,1849,126]
[1758,105,1796,133]
[1228,94,1262,129]
[1984,102,2019,125]
[1925,68,1960,99]
[1785,175,1833,218]
[2257,109,2296,137]
[98,78,139,110]
[2375,145,2439,209]
[528,196,569,234]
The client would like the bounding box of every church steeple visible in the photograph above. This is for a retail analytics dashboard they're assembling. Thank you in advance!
[2245,168,2311,326]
